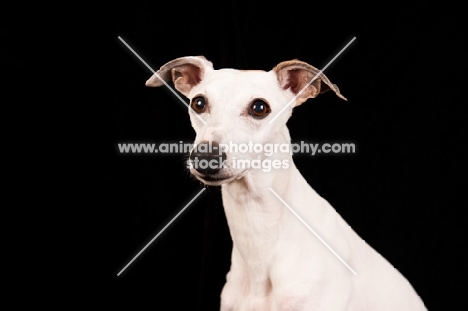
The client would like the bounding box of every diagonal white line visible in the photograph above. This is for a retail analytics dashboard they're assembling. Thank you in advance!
[117,188,206,276]
[117,36,207,124]
[268,188,357,275]
[268,37,356,124]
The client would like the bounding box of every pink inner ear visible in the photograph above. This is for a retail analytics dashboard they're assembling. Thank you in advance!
[288,70,302,94]
[275,60,347,101]
[281,69,310,94]
[186,65,202,85]
[279,69,296,92]
[289,70,302,94]
[174,64,202,87]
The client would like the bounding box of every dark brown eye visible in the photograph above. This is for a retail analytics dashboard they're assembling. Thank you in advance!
[191,96,206,113]
[249,100,270,119]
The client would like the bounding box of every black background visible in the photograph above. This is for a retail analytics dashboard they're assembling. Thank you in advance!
[52,1,467,310]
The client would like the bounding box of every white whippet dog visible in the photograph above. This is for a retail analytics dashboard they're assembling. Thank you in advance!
[146,56,427,310]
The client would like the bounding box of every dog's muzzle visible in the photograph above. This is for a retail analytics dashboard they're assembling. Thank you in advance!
[189,141,227,175]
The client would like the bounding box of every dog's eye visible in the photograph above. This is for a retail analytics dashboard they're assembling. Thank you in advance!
[249,100,271,119]
[191,96,206,113]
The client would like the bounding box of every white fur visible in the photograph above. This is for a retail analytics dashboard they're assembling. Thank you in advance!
[146,57,427,310]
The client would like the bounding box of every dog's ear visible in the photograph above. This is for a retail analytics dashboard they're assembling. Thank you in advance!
[146,56,213,97]
[273,60,347,106]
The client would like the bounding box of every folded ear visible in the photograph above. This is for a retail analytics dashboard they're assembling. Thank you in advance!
[273,59,347,106]
[145,56,213,97]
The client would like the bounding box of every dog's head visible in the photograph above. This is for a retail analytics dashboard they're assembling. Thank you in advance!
[146,56,346,186]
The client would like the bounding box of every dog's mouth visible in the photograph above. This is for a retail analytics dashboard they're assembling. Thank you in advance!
[201,175,232,185]
[192,169,249,186]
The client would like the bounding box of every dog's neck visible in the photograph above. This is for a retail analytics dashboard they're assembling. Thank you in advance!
[222,125,295,210]
[220,126,319,263]
[222,160,296,206]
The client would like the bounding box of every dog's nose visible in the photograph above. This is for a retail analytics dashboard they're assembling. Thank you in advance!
[189,141,227,175]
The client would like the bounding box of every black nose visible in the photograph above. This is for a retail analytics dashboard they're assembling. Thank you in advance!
[189,141,227,175]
